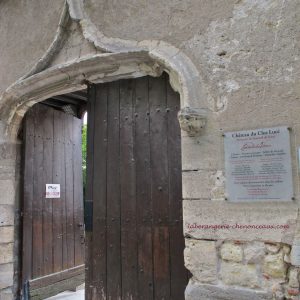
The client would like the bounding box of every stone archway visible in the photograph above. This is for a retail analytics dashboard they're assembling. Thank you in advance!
[0,0,209,141]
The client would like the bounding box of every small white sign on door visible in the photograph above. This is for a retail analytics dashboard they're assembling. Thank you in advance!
[46,184,60,198]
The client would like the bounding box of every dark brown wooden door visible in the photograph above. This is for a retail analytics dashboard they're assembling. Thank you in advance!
[22,104,85,298]
[86,74,188,300]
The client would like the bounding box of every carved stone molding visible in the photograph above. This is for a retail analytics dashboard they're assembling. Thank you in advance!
[178,107,208,137]
[0,0,211,141]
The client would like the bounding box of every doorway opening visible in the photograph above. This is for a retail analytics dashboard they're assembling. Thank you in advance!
[19,72,188,300]
[20,90,87,299]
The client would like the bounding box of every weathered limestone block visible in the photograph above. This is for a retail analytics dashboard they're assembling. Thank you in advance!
[0,243,13,264]
[0,227,14,243]
[184,239,217,283]
[0,288,13,300]
[0,159,17,180]
[283,245,292,263]
[288,267,300,288]
[244,242,265,264]
[183,200,297,243]
[266,243,281,254]
[283,245,291,254]
[0,143,17,160]
[271,283,284,300]
[210,170,226,201]
[0,205,14,227]
[0,180,15,205]
[220,242,243,262]
[185,280,273,300]
[287,288,300,297]
[0,264,13,289]
[263,251,287,279]
[181,135,222,171]
[220,261,259,288]
[51,21,98,67]
[284,254,291,264]
[182,171,214,199]
[211,186,225,201]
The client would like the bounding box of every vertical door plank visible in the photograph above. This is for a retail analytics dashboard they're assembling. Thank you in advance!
[52,110,65,273]
[166,82,187,299]
[85,85,96,300]
[73,117,84,266]
[65,114,75,269]
[23,109,35,282]
[120,79,138,300]
[42,106,54,276]
[106,81,122,300]
[32,105,46,278]
[149,75,171,300]
[134,77,154,300]
[149,75,170,225]
[61,111,68,271]
[92,84,108,298]
[153,226,170,299]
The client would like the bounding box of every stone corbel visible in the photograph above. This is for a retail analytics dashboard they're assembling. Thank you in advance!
[178,107,207,137]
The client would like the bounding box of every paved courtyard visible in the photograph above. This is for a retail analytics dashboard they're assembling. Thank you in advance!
[45,289,84,300]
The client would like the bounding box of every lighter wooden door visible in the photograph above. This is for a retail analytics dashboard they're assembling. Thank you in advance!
[22,104,84,298]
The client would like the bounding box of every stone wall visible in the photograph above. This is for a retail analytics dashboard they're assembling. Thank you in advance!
[0,0,65,93]
[0,0,300,299]
[185,239,300,300]
[0,139,20,299]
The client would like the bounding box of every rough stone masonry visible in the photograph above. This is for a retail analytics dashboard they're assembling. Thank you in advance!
[1,0,300,299]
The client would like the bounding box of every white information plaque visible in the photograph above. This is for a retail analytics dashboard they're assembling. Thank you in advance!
[46,184,60,198]
[224,126,293,201]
